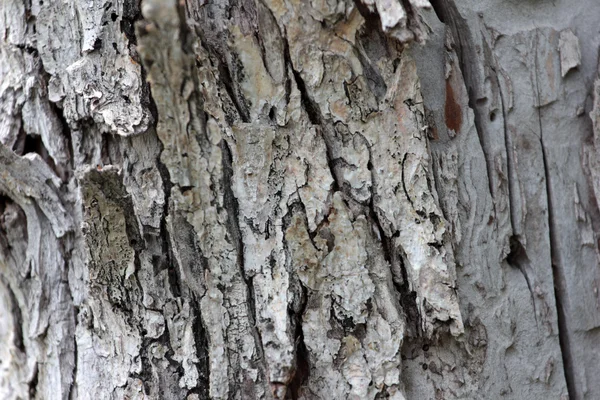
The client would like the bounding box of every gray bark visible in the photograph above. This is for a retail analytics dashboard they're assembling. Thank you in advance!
[1,0,600,399]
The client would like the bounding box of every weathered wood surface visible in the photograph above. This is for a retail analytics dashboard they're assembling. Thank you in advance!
[1,0,600,399]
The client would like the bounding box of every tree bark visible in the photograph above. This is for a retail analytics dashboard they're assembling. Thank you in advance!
[1,0,600,399]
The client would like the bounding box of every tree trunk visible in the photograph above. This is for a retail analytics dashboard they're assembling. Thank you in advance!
[2,0,600,399]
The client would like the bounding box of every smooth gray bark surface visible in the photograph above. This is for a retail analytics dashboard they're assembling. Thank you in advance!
[1,0,600,399]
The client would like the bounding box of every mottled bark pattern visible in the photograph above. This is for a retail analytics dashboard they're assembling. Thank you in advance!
[2,0,600,399]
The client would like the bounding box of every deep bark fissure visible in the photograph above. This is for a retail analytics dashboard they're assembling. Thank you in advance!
[287,61,322,126]
[217,58,252,123]
[21,133,58,174]
[221,140,245,279]
[429,0,496,200]
[121,0,142,45]
[288,286,309,400]
[64,241,78,400]
[531,30,576,398]
[133,336,156,395]
[538,104,576,400]
[28,364,38,399]
[401,152,414,209]
[506,236,538,324]
[320,126,344,196]
[220,138,266,366]
[352,0,382,31]
[497,62,522,240]
[161,323,187,383]
[288,324,309,399]
[281,202,311,398]
[541,120,575,400]
[189,273,211,398]
[48,101,73,179]
[0,276,25,353]
[156,147,181,302]
[364,135,420,334]
[284,34,347,205]
[68,311,78,400]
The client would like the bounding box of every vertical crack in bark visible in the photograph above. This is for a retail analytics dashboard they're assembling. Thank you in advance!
[534,61,576,400]
[497,50,538,323]
[284,34,344,201]
[121,0,142,45]
[220,138,266,370]
[429,0,496,200]
[133,336,155,395]
[540,118,575,399]
[63,234,79,400]
[156,145,181,300]
[216,59,252,123]
[287,285,309,400]
[159,320,188,391]
[363,136,419,334]
[286,58,322,126]
[192,23,251,123]
[370,206,421,334]
[68,309,78,400]
[190,301,210,399]
[497,66,519,236]
[0,277,25,353]
[539,110,577,400]
[320,125,343,195]
[401,152,415,209]
[506,236,538,325]
[47,100,73,180]
[281,203,311,398]
[28,363,39,399]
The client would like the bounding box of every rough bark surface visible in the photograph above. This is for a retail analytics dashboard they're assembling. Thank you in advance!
[1,0,600,399]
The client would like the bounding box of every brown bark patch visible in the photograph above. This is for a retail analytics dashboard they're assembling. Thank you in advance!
[444,79,462,133]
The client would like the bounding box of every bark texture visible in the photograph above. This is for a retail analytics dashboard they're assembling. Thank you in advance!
[1,0,600,399]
